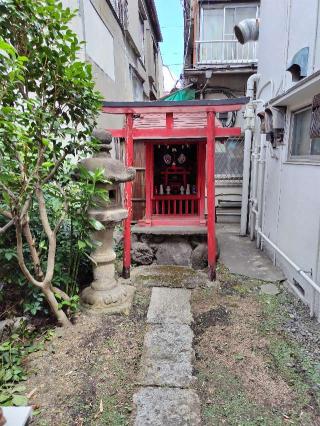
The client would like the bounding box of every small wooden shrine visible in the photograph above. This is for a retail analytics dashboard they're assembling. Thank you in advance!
[103,98,247,280]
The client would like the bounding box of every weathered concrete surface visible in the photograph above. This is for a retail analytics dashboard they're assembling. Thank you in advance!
[138,324,194,387]
[260,283,280,295]
[147,288,192,325]
[134,387,201,426]
[132,225,207,235]
[216,224,284,282]
[131,265,208,289]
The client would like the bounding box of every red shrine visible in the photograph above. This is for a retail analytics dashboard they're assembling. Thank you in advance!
[103,98,247,280]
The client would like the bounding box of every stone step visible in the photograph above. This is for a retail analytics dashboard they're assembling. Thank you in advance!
[138,323,195,388]
[146,287,192,325]
[133,387,201,426]
[133,286,201,426]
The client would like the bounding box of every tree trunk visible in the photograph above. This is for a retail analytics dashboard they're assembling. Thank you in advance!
[42,285,71,327]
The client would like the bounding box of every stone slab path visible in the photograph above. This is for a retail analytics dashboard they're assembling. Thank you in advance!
[133,287,201,426]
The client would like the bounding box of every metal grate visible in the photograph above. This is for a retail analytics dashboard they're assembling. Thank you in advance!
[310,94,320,138]
[215,137,244,184]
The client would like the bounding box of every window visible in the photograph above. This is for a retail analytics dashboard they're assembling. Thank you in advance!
[110,0,128,28]
[290,107,320,160]
[131,68,144,101]
[201,5,258,41]
[199,4,258,63]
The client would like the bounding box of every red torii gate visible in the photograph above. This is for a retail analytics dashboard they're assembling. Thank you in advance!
[102,98,247,281]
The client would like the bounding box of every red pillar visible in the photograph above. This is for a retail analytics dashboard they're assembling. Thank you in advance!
[198,142,206,224]
[123,114,134,279]
[144,143,153,225]
[206,111,216,281]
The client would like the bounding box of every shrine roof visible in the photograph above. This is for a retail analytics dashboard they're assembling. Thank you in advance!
[104,98,246,140]
[103,97,248,109]
[102,97,248,115]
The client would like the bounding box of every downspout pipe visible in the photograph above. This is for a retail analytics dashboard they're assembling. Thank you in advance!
[240,73,261,236]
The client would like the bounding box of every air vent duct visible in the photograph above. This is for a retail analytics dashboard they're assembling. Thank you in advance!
[234,18,259,45]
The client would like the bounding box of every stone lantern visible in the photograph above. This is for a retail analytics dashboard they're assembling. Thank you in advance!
[80,130,136,314]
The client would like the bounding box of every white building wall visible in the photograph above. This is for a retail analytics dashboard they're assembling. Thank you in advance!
[254,0,320,316]
[62,0,164,130]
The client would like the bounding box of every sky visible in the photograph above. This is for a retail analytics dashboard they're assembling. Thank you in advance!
[154,0,184,80]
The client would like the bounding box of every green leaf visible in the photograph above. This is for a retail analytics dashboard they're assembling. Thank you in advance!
[77,240,86,250]
[89,218,105,231]
[12,394,28,406]
[0,393,10,403]
[13,385,26,393]
[4,252,14,261]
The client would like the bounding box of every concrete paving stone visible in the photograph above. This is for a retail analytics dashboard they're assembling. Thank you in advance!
[143,324,194,359]
[139,324,195,387]
[139,358,195,387]
[260,283,280,295]
[133,387,201,426]
[147,287,192,325]
[216,224,285,282]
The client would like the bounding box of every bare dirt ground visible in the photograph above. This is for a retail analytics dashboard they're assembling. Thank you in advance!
[25,286,151,426]
[192,264,320,425]
[24,263,320,426]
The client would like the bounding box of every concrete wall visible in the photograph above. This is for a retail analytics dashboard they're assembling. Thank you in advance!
[255,0,320,316]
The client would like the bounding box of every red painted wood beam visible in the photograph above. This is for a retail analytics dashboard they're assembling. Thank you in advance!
[145,143,153,224]
[122,114,134,279]
[108,127,241,140]
[166,112,174,129]
[206,111,216,281]
[102,104,244,114]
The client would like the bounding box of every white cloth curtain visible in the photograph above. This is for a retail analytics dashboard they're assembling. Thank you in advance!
[201,6,257,62]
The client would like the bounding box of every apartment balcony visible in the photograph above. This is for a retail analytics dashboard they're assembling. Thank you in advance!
[195,40,258,67]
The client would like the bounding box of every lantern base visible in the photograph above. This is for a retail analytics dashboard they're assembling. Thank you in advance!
[81,284,135,315]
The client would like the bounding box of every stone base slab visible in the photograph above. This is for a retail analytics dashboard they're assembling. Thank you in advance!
[81,284,135,315]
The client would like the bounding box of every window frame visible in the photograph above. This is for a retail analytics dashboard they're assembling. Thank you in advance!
[288,106,320,163]
[199,3,259,42]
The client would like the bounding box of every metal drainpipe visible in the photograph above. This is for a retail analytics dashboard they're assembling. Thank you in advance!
[312,0,320,72]
[240,73,261,236]
[255,133,267,248]
[249,135,260,240]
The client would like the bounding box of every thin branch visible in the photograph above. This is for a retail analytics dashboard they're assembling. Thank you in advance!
[20,196,32,222]
[16,223,43,289]
[0,208,12,219]
[22,218,44,281]
[52,286,70,301]
[36,188,52,237]
[0,181,17,202]
[0,218,14,234]
[43,151,67,184]
[53,183,68,235]
[20,145,44,195]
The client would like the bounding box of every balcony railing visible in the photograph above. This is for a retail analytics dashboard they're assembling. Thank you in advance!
[195,40,258,66]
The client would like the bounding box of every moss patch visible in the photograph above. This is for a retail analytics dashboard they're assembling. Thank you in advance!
[132,265,207,289]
